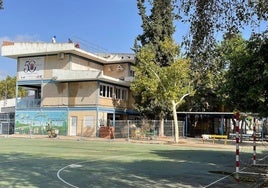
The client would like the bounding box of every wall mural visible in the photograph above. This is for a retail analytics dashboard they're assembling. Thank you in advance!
[15,111,67,135]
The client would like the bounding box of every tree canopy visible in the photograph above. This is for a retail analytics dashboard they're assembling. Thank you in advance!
[135,0,176,67]
[131,38,193,141]
[0,76,26,100]
[177,0,268,62]
[133,0,178,121]
[173,0,268,114]
[0,0,3,9]
[222,32,268,116]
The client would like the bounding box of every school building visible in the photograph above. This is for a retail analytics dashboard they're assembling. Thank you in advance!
[1,41,137,137]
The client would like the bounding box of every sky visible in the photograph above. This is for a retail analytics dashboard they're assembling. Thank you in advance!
[0,0,267,78]
[0,0,144,77]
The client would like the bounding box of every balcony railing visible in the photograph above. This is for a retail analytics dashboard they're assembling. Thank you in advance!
[17,98,41,109]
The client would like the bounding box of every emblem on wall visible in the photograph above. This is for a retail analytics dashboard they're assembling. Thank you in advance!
[24,60,37,73]
[19,57,44,80]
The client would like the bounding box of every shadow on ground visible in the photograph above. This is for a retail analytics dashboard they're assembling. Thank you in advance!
[0,139,267,188]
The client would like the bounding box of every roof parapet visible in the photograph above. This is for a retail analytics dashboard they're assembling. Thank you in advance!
[2,41,14,46]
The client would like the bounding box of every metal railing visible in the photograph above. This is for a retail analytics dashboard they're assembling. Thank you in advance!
[17,98,41,108]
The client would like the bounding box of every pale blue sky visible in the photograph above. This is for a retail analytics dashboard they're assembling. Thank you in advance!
[0,0,143,77]
[0,0,267,78]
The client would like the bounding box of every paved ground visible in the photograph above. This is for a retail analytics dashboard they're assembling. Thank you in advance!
[2,134,268,187]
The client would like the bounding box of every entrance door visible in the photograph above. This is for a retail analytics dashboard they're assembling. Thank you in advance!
[70,117,77,136]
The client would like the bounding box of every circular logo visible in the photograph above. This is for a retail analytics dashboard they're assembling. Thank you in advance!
[24,60,37,73]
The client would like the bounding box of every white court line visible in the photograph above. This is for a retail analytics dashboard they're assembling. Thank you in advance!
[57,154,139,188]
[204,153,268,188]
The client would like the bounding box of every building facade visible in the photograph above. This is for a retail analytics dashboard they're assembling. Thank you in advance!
[0,98,15,135]
[1,41,137,137]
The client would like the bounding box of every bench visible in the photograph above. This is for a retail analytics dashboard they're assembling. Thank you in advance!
[202,134,228,145]
[229,133,263,141]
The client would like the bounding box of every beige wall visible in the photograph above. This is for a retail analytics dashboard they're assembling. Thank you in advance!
[103,63,129,79]
[42,81,98,106]
[42,82,68,106]
[71,56,103,71]
[42,81,132,109]
[128,91,135,109]
[68,82,98,106]
[44,55,69,79]
[100,98,128,109]
[68,111,97,137]
[71,56,91,70]
[98,97,114,107]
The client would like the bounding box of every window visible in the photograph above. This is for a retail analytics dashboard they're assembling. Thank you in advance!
[107,86,113,98]
[115,88,121,99]
[99,84,128,100]
[130,69,135,77]
[122,89,127,100]
[99,84,113,98]
[115,87,128,100]
[99,85,105,97]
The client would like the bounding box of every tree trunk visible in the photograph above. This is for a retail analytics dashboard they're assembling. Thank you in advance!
[159,117,164,137]
[172,100,179,143]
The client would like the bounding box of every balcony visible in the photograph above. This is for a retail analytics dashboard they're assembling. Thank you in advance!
[17,98,41,109]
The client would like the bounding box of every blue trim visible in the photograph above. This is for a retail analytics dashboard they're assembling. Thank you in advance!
[17,79,52,85]
[16,106,138,114]
[97,106,115,113]
[68,106,98,111]
[16,107,69,112]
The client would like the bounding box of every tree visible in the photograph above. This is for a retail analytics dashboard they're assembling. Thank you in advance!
[134,0,178,136]
[222,32,268,116]
[174,0,268,113]
[131,38,193,143]
[177,0,267,62]
[135,0,176,66]
[0,76,26,100]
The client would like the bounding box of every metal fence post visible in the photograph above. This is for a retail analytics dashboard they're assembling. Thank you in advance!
[7,121,9,138]
[154,120,156,136]
[127,120,130,141]
[182,121,185,138]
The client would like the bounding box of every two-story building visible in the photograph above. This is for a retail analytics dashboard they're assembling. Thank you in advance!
[1,41,137,137]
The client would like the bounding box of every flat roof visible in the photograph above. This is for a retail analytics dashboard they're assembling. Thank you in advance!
[177,112,234,118]
[1,41,135,64]
[177,112,234,115]
[177,112,259,118]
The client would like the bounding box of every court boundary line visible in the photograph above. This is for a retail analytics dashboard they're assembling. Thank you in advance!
[204,153,268,188]
[56,154,139,188]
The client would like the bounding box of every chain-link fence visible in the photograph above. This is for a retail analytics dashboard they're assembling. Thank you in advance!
[110,120,185,140]
[0,113,15,136]
[12,118,185,141]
